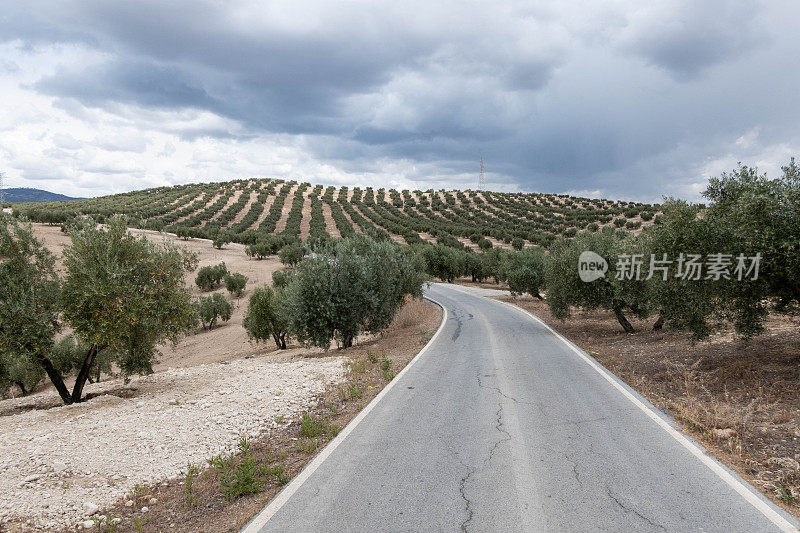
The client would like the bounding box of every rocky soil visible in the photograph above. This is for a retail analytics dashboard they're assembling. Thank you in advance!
[0,355,345,531]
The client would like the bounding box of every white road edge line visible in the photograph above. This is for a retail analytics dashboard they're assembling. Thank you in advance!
[496,298,799,533]
[241,294,448,532]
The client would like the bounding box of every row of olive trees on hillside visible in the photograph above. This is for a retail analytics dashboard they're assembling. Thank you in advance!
[0,216,197,403]
[244,235,426,350]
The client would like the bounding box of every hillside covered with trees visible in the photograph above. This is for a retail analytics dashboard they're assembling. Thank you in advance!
[11,181,657,249]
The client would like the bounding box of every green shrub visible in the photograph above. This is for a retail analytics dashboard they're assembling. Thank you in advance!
[197,293,232,330]
[286,236,425,348]
[243,285,289,349]
[278,242,305,267]
[195,262,228,291]
[224,272,247,298]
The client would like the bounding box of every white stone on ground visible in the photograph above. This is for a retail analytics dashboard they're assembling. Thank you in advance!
[0,356,345,530]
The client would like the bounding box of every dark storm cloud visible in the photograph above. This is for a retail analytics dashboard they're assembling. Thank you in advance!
[618,1,765,81]
[2,0,799,200]
[35,61,216,110]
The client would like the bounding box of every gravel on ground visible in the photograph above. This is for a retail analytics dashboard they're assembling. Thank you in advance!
[0,355,345,531]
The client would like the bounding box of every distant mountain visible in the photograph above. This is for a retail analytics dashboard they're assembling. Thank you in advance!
[1,187,80,203]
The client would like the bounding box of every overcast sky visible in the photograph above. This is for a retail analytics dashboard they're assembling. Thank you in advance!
[1,1,798,202]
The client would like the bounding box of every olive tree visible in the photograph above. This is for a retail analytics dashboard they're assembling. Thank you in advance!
[463,251,489,283]
[224,272,248,298]
[197,293,232,330]
[278,242,305,267]
[703,161,799,334]
[1,217,197,404]
[421,244,464,283]
[212,231,233,250]
[196,262,228,291]
[639,199,721,338]
[59,217,198,402]
[0,217,60,397]
[546,228,649,333]
[642,160,799,340]
[271,269,294,289]
[504,246,547,299]
[481,247,510,284]
[286,237,425,348]
[243,285,289,349]
[50,334,114,385]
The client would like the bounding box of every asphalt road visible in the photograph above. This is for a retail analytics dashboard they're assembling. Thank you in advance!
[244,283,799,532]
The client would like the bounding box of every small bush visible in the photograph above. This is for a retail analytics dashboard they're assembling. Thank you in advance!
[348,383,363,399]
[296,438,319,454]
[184,464,199,506]
[212,231,232,250]
[278,242,305,267]
[219,438,262,501]
[224,272,247,298]
[197,293,232,329]
[196,262,228,291]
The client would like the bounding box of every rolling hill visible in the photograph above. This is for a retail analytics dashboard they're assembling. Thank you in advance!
[11,179,657,249]
[2,187,79,203]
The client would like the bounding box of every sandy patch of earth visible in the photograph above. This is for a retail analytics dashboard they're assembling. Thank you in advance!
[0,354,345,530]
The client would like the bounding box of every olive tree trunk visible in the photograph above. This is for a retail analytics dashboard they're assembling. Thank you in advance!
[613,305,636,334]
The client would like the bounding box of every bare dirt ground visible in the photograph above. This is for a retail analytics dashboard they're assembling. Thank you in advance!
[272,184,298,234]
[297,188,312,241]
[500,294,800,518]
[320,202,341,239]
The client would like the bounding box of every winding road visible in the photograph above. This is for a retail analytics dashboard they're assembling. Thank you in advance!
[244,283,799,532]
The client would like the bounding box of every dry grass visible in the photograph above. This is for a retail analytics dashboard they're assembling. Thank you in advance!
[501,295,800,517]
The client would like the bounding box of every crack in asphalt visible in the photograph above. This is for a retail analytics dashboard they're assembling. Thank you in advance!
[457,369,515,532]
[605,485,667,532]
[436,435,476,533]
[459,468,475,533]
[451,309,472,342]
[476,371,530,406]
